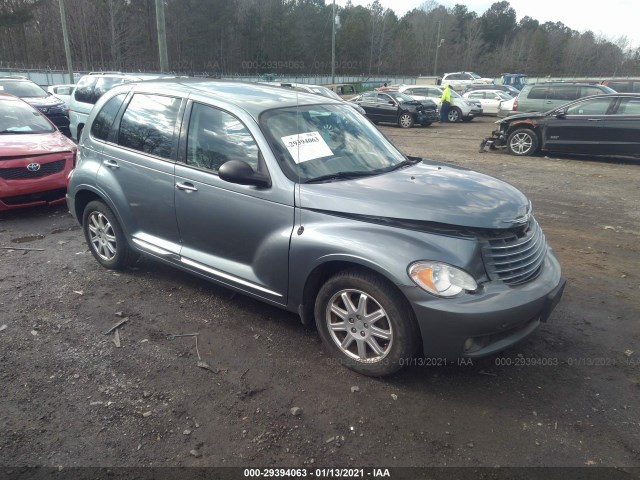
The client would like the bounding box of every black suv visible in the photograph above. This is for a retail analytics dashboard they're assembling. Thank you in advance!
[0,76,70,136]
[352,91,438,127]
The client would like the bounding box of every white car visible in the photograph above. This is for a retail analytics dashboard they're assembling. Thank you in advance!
[497,95,518,118]
[47,84,75,108]
[463,89,513,115]
[399,85,483,122]
[441,72,493,91]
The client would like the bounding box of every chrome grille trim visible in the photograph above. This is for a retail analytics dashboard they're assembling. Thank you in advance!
[481,219,548,285]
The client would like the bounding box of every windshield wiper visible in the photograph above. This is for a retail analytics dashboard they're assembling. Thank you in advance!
[383,157,421,172]
[303,170,381,184]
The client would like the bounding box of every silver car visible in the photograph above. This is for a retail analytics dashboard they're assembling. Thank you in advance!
[66,80,565,376]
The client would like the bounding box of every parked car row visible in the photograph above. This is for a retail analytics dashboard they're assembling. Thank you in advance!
[399,85,484,122]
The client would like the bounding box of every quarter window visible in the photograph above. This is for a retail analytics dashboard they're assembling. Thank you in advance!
[118,94,181,159]
[91,93,126,141]
[186,103,259,173]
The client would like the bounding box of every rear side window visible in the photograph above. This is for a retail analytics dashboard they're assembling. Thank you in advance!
[615,98,640,115]
[581,86,607,97]
[74,76,130,105]
[186,103,259,173]
[73,76,98,103]
[548,86,579,101]
[607,82,630,93]
[527,86,548,100]
[118,94,181,159]
[91,93,127,141]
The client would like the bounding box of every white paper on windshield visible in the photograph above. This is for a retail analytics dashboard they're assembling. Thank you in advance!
[281,131,333,164]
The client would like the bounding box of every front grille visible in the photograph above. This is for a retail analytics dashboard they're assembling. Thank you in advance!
[0,159,66,180]
[481,219,548,285]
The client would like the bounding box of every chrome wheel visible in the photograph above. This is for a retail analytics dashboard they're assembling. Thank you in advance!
[399,113,414,128]
[509,132,533,155]
[326,289,393,362]
[87,211,117,261]
[447,107,461,122]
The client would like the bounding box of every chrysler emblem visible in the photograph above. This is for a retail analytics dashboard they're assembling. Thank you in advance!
[26,163,41,172]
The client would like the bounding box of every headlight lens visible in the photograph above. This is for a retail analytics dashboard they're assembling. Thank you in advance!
[408,261,478,297]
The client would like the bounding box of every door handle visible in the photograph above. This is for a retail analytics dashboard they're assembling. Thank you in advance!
[587,118,602,122]
[103,159,119,169]
[176,182,198,192]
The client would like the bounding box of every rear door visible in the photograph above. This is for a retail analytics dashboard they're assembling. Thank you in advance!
[99,92,184,256]
[602,96,640,156]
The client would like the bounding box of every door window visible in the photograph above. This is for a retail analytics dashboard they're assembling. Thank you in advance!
[118,94,181,159]
[565,98,613,115]
[615,98,640,115]
[527,87,548,100]
[186,103,259,173]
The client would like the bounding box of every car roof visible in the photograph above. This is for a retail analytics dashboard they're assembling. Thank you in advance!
[0,92,21,101]
[123,79,341,117]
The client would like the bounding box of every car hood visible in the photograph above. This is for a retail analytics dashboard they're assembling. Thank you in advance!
[500,111,545,123]
[21,95,65,108]
[299,160,530,229]
[0,132,76,157]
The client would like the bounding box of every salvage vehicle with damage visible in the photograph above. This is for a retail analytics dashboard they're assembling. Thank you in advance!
[66,80,565,377]
[480,93,640,157]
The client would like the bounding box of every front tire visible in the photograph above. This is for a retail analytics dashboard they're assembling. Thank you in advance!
[447,107,462,122]
[82,200,138,270]
[398,112,414,128]
[315,269,419,377]
[507,128,539,156]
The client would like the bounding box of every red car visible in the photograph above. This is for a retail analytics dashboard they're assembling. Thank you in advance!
[0,93,76,212]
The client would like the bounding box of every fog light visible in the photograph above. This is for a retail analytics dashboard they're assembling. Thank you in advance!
[463,338,475,352]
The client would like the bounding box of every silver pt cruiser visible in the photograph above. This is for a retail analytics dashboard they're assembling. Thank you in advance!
[66,80,565,376]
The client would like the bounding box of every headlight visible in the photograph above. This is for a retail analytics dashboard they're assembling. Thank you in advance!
[408,261,478,297]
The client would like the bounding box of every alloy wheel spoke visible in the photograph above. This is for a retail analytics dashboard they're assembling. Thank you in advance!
[365,309,385,325]
[356,293,369,317]
[341,335,354,350]
[340,292,357,315]
[370,325,391,340]
[365,337,384,356]
[356,339,367,359]
[330,321,347,332]
[330,303,349,321]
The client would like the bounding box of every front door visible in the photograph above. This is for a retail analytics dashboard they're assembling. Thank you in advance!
[174,102,293,304]
[543,97,614,155]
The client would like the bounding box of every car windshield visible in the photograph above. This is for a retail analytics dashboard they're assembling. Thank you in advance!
[260,103,407,183]
[387,92,415,103]
[308,86,342,101]
[0,80,47,98]
[0,99,55,133]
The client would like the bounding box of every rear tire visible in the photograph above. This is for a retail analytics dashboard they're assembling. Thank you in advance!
[507,128,539,156]
[82,200,139,270]
[315,269,419,377]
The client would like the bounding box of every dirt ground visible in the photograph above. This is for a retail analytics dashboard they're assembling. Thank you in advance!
[1,116,639,471]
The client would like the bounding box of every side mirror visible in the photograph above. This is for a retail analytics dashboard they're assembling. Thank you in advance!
[219,160,271,188]
[388,100,395,105]
[555,108,567,118]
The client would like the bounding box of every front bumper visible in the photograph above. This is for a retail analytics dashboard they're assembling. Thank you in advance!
[402,252,565,359]
[479,127,507,152]
[417,109,439,124]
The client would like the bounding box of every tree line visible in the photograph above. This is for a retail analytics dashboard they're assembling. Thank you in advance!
[0,0,638,78]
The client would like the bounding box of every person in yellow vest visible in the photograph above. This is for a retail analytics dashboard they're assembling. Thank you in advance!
[440,84,452,122]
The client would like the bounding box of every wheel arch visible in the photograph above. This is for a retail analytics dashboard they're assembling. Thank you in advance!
[296,259,411,329]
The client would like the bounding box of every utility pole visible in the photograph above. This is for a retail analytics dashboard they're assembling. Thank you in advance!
[59,0,74,83]
[433,21,443,77]
[155,0,169,72]
[331,0,336,83]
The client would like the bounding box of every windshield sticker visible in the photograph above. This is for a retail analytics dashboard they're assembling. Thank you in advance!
[281,131,333,163]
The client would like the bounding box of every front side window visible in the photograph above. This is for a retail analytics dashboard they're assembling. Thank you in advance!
[118,94,181,159]
[549,86,579,101]
[565,98,613,115]
[186,103,259,173]
[527,86,548,100]
[261,103,407,183]
[91,93,127,141]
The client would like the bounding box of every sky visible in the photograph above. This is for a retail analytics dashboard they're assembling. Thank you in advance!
[333,0,639,49]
